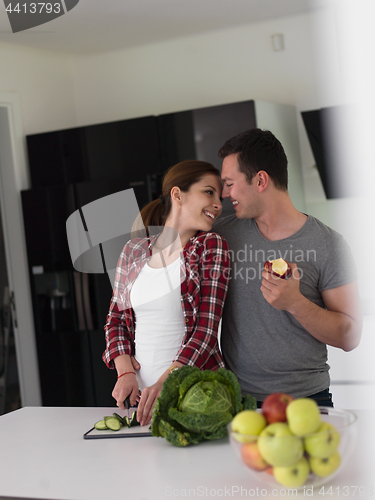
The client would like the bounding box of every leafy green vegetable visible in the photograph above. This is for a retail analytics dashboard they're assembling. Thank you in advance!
[151,366,256,447]
[243,393,257,410]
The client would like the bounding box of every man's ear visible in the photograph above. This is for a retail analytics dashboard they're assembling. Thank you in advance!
[256,171,269,193]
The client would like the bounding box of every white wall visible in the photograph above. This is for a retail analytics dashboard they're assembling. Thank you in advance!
[0,42,76,136]
[70,14,319,126]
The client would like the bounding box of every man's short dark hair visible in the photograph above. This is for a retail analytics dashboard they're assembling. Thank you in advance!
[218,128,288,190]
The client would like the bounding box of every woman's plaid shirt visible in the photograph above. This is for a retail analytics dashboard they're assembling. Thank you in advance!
[103,231,230,371]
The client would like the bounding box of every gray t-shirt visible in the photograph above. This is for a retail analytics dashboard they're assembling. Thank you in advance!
[213,215,357,401]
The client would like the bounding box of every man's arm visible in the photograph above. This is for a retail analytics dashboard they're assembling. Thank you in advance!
[261,263,362,352]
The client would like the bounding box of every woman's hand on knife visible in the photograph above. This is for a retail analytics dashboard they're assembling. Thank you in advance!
[113,354,140,408]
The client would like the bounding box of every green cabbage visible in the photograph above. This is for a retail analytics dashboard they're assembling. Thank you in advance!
[151,366,256,447]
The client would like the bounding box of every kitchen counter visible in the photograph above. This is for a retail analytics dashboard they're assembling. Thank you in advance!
[0,407,373,500]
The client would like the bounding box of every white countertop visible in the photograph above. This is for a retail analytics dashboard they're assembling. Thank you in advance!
[0,407,373,500]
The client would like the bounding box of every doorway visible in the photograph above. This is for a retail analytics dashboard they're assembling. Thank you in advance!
[0,92,41,407]
[0,204,21,413]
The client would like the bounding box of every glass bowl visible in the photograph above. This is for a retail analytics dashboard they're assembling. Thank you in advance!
[227,407,357,490]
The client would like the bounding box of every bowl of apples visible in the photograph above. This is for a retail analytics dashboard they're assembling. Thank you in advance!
[228,393,357,489]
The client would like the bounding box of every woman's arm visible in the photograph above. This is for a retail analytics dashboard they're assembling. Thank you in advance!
[111,354,139,409]
[102,242,139,405]
[103,241,136,368]
[103,300,135,367]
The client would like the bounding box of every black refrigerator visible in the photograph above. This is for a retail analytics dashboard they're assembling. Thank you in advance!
[21,180,136,406]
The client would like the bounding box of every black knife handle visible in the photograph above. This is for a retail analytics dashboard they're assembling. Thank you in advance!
[124,396,130,409]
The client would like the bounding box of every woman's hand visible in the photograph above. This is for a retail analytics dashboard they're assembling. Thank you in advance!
[112,373,139,409]
[136,380,164,426]
[136,362,183,426]
[113,354,141,409]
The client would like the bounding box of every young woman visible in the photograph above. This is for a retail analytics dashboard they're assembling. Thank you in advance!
[102,160,230,425]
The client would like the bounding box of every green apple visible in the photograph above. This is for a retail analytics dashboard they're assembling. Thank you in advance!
[286,398,321,436]
[304,422,340,458]
[258,422,303,467]
[231,410,267,443]
[309,451,341,477]
[274,456,310,488]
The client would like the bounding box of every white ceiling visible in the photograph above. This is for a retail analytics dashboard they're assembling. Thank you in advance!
[0,0,334,55]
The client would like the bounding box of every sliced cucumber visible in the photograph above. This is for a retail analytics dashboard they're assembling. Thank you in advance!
[93,411,139,431]
[94,419,108,430]
[104,416,121,431]
[112,412,126,426]
[129,411,140,427]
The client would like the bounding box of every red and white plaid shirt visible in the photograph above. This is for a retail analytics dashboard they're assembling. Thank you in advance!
[103,231,230,371]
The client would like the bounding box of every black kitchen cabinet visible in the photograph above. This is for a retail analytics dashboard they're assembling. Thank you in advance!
[21,185,74,273]
[158,100,256,169]
[26,115,161,207]
[158,100,257,215]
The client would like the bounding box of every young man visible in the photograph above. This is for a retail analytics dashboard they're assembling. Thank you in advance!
[213,128,362,407]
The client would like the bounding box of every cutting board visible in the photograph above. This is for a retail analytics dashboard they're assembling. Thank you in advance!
[83,410,152,439]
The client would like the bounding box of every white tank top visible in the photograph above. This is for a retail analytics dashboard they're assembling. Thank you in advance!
[130,257,185,390]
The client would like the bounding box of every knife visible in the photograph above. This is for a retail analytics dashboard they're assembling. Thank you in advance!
[124,395,131,420]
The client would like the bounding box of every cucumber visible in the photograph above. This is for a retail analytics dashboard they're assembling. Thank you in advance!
[112,412,126,426]
[129,411,140,427]
[93,412,138,431]
[104,416,121,431]
[94,419,108,430]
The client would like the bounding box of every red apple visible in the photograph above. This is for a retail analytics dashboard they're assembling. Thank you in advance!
[261,392,294,424]
[264,258,291,279]
[241,441,270,471]
[265,467,274,475]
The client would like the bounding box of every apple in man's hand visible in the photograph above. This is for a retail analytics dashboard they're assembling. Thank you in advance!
[241,441,270,471]
[309,451,341,477]
[261,392,294,423]
[304,422,340,458]
[273,456,310,488]
[264,258,291,279]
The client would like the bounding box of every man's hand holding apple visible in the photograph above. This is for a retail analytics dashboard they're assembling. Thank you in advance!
[261,261,302,312]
